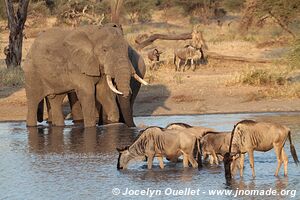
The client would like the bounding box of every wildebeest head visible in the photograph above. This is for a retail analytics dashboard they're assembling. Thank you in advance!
[154,48,163,61]
[117,146,131,170]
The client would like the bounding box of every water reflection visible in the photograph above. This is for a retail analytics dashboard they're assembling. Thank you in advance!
[0,113,299,200]
[27,124,139,155]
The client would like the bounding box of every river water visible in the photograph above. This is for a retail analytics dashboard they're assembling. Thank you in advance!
[0,112,299,200]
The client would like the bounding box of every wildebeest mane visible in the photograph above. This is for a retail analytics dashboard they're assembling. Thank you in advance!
[129,127,165,156]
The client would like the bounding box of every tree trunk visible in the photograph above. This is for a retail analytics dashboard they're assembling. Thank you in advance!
[268,11,296,39]
[111,0,123,24]
[135,33,192,50]
[4,0,30,68]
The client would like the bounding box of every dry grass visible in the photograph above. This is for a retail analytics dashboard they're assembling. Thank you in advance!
[229,65,300,98]
[172,94,203,103]
[0,67,25,87]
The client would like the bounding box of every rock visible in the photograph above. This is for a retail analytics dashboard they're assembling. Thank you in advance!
[287,70,300,83]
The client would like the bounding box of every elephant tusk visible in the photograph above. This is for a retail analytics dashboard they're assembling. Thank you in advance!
[133,74,149,85]
[106,75,123,95]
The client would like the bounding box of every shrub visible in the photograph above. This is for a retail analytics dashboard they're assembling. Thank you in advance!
[288,38,300,69]
[237,68,288,86]
[0,67,25,87]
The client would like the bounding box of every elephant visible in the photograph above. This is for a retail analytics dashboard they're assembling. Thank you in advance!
[43,24,147,127]
[23,24,147,127]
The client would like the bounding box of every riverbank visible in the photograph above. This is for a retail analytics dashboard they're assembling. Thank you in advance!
[0,62,299,122]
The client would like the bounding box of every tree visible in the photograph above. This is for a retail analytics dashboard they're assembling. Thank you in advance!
[240,0,299,38]
[124,0,154,23]
[4,0,30,68]
[111,0,123,24]
[176,0,224,23]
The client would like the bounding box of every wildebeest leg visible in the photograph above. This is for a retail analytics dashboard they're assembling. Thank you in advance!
[183,60,188,72]
[282,148,288,176]
[157,157,164,169]
[209,155,214,165]
[248,150,256,178]
[212,151,219,165]
[188,155,198,168]
[191,59,196,71]
[176,58,180,71]
[231,159,238,176]
[274,144,283,176]
[183,153,189,167]
[147,154,154,169]
[239,154,245,177]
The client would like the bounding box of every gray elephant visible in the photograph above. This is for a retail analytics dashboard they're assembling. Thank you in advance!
[65,44,146,127]
[23,25,147,127]
[43,24,147,127]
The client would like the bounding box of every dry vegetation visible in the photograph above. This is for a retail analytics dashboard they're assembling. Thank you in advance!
[0,0,299,120]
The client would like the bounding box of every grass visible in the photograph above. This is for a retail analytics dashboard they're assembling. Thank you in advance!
[232,67,289,86]
[0,67,25,87]
[229,66,300,98]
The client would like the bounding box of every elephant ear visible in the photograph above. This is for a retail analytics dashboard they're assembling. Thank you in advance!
[63,31,100,76]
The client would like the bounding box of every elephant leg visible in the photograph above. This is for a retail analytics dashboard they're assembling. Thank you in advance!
[48,94,65,126]
[96,80,119,124]
[68,92,84,123]
[26,90,45,127]
[37,99,44,123]
[75,82,97,127]
[45,97,52,123]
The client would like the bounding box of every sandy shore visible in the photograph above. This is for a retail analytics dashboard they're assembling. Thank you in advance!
[1,64,299,122]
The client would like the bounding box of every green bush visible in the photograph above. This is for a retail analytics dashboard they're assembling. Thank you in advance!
[0,67,25,87]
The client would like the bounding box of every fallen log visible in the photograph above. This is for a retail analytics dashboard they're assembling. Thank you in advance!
[206,51,274,64]
[135,31,274,64]
[136,33,192,50]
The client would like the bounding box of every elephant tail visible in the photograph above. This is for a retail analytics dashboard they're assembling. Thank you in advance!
[37,99,44,123]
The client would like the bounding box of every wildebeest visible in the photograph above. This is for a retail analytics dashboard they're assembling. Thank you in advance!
[166,122,215,166]
[147,48,163,70]
[173,45,203,72]
[117,126,200,169]
[201,131,232,165]
[166,122,214,138]
[226,120,299,177]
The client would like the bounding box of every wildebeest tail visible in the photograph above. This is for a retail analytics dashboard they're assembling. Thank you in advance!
[196,138,202,168]
[288,131,299,165]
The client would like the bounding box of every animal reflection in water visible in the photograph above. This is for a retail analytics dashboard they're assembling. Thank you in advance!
[27,124,138,154]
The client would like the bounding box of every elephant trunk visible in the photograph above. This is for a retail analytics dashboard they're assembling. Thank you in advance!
[117,95,135,127]
[114,60,133,98]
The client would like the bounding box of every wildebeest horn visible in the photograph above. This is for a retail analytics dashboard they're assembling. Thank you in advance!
[106,75,123,95]
[133,73,149,85]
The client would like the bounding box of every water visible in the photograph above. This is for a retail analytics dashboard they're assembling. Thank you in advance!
[0,112,299,200]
